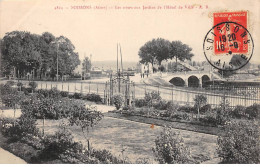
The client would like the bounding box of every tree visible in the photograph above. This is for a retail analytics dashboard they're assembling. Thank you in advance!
[194,95,207,119]
[169,41,194,72]
[82,57,92,77]
[0,31,80,80]
[68,103,103,151]
[139,38,171,72]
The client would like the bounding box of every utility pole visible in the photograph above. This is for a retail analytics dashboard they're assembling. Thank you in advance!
[57,42,59,81]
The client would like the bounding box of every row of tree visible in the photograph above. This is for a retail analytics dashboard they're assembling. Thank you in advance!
[0,31,80,79]
[138,38,194,72]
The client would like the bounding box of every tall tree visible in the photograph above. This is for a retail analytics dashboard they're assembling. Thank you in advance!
[169,41,194,72]
[138,38,171,72]
[0,31,80,80]
[82,56,91,75]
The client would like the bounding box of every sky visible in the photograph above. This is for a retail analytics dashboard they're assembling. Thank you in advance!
[1,0,260,64]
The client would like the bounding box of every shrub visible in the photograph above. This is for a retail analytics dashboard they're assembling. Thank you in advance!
[230,105,246,119]
[153,126,191,164]
[245,104,260,120]
[29,81,38,92]
[73,92,83,99]
[217,120,260,163]
[1,112,39,140]
[112,94,124,110]
[144,91,161,107]
[194,94,207,118]
[171,113,191,121]
[154,100,168,110]
[177,105,194,113]
[166,102,179,113]
[91,149,125,163]
[60,91,69,97]
[48,88,61,99]
[82,93,102,103]
[38,129,85,162]
[200,104,212,114]
[6,80,15,86]
[199,116,217,126]
[37,89,50,98]
[1,89,25,109]
[17,82,23,91]
[134,99,147,108]
[23,87,32,95]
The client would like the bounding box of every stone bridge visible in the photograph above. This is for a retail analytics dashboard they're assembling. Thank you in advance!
[161,71,216,87]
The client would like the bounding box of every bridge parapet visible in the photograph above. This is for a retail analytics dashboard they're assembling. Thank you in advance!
[162,71,213,88]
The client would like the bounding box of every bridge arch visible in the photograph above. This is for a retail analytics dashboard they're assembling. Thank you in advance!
[169,77,185,87]
[202,75,210,88]
[188,75,200,87]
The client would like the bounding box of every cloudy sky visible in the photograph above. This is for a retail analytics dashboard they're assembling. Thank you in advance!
[1,0,259,63]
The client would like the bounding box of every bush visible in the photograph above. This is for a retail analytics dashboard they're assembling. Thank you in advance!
[217,120,260,163]
[134,99,147,108]
[166,102,179,113]
[200,104,212,114]
[153,126,191,164]
[230,105,246,119]
[73,92,83,99]
[17,82,23,90]
[199,116,217,126]
[48,88,61,99]
[112,94,124,110]
[37,89,50,98]
[91,149,126,163]
[154,100,168,110]
[1,111,39,140]
[6,80,15,86]
[177,105,195,113]
[1,89,25,108]
[171,113,191,121]
[29,81,38,91]
[38,129,85,162]
[216,98,231,126]
[245,104,260,120]
[144,91,161,107]
[82,93,102,103]
[60,91,69,97]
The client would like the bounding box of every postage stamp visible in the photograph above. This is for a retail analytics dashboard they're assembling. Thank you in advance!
[203,11,254,71]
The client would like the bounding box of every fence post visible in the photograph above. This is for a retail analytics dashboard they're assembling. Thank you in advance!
[46,83,47,89]
[68,83,70,93]
[89,82,90,93]
[81,82,83,94]
[62,82,63,91]
[97,84,98,94]
[74,82,76,93]
[171,85,173,103]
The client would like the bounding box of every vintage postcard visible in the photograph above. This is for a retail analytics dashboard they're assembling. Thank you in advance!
[0,0,259,164]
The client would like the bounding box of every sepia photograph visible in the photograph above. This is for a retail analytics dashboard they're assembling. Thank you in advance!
[0,0,259,164]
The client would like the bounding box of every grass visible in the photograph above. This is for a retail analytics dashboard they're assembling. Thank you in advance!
[106,112,222,135]
[37,116,219,164]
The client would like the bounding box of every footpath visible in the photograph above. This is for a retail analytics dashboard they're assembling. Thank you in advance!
[0,147,27,164]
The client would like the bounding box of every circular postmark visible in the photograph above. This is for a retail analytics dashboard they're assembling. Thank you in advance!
[203,21,254,71]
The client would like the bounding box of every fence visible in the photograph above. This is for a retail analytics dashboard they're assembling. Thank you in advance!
[19,80,260,108]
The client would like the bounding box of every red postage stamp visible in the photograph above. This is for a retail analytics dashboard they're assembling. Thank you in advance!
[213,11,248,54]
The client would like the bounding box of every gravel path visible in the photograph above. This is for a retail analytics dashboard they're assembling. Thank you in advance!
[0,148,27,164]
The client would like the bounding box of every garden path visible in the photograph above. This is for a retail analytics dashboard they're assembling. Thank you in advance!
[0,147,27,164]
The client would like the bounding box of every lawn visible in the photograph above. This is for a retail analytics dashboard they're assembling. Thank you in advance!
[37,116,219,164]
